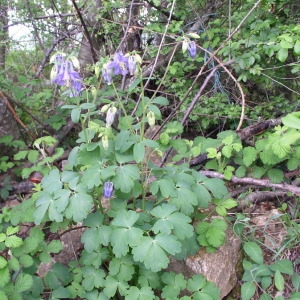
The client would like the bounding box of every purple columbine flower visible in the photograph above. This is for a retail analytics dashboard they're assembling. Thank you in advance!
[52,60,82,97]
[102,64,114,85]
[103,181,114,198]
[187,41,197,59]
[110,52,129,76]
[54,54,65,73]
[128,55,137,75]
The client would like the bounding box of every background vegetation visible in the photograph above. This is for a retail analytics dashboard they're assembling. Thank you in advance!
[0,0,300,299]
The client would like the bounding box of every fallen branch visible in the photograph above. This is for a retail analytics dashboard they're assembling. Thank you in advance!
[200,170,300,196]
[233,191,287,211]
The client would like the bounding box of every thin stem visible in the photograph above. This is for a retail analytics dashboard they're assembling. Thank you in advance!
[111,81,135,136]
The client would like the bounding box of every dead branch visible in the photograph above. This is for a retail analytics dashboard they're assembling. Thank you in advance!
[233,191,287,211]
[200,170,300,196]
[236,118,282,141]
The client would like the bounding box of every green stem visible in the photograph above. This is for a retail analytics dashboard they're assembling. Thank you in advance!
[111,81,136,137]
[75,97,89,144]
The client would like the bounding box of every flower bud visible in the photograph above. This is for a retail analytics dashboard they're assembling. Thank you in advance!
[95,64,101,78]
[182,39,188,54]
[147,111,156,128]
[102,135,109,150]
[101,104,111,113]
[70,56,80,69]
[106,106,117,127]
[102,63,114,85]
[50,53,66,64]
[103,181,114,198]
[188,41,197,59]
[50,65,58,81]
[135,54,142,65]
[128,55,137,75]
[91,86,97,99]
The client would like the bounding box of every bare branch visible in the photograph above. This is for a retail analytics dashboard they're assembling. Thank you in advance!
[200,170,300,196]
[234,191,287,211]
[70,0,98,63]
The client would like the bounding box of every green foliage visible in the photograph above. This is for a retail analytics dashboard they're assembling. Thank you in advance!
[241,242,299,300]
[196,218,228,252]
[2,1,300,299]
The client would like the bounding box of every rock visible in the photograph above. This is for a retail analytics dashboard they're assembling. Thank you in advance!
[168,227,241,299]
[37,224,85,277]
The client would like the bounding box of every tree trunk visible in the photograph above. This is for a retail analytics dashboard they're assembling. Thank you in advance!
[0,0,8,70]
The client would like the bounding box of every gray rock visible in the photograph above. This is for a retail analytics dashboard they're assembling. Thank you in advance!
[168,227,241,299]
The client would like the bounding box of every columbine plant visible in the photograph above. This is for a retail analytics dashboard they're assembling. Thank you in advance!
[50,53,82,97]
[101,51,142,84]
[28,47,228,299]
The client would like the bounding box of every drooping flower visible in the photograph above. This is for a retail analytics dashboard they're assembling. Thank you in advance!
[103,181,114,198]
[102,63,114,85]
[106,106,117,128]
[187,41,197,59]
[128,55,137,75]
[111,52,129,76]
[52,60,82,97]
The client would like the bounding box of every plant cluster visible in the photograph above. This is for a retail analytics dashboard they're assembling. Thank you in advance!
[1,1,300,299]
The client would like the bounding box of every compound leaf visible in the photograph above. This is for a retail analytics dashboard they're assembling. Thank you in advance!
[125,286,155,300]
[41,169,62,193]
[205,219,227,248]
[169,187,197,215]
[111,210,143,257]
[202,178,228,198]
[114,165,140,193]
[132,234,181,272]
[82,266,106,291]
[109,256,135,281]
[103,275,129,298]
[65,192,93,222]
[151,204,194,239]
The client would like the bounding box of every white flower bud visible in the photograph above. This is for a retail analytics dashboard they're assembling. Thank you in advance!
[102,135,109,150]
[182,39,188,54]
[101,104,111,113]
[70,56,80,69]
[106,106,117,127]
[50,65,58,81]
[147,111,156,128]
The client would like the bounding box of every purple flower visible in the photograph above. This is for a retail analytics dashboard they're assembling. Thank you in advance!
[110,52,129,76]
[103,181,114,198]
[102,64,114,85]
[102,52,129,84]
[128,55,137,75]
[54,54,65,73]
[188,41,197,59]
[52,60,82,97]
